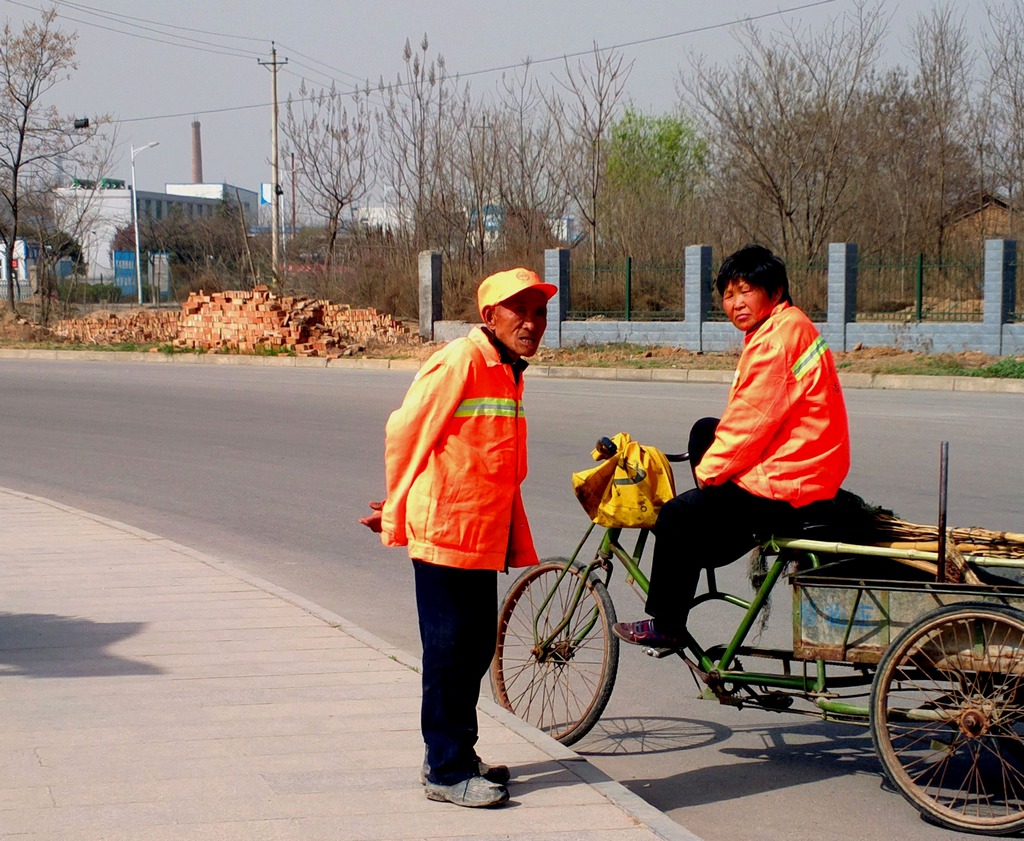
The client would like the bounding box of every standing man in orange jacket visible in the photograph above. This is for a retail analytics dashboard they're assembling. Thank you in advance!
[614,245,851,649]
[361,268,555,808]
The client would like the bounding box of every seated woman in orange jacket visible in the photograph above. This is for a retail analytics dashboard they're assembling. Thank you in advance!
[613,245,851,649]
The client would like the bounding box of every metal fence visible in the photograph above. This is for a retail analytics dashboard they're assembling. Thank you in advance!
[569,256,827,323]
[788,260,829,321]
[564,253,997,325]
[567,258,684,321]
[856,254,985,323]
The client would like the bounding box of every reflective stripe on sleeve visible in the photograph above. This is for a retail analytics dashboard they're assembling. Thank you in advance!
[452,397,521,418]
[792,336,828,381]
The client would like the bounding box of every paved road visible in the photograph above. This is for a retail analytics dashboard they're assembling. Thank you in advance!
[1,356,1020,841]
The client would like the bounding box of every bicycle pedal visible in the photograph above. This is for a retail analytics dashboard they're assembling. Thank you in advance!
[758,692,794,711]
[642,646,678,658]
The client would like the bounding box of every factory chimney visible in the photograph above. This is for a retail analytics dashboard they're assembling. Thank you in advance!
[191,120,204,183]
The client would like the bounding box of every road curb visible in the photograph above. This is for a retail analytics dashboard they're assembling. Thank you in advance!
[0,484,703,841]
[1,347,1022,392]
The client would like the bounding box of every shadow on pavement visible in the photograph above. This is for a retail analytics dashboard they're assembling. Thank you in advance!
[0,612,161,678]
[577,715,732,756]
[611,719,880,810]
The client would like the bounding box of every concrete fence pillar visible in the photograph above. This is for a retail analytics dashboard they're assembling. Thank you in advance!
[684,245,713,351]
[543,248,570,348]
[418,250,442,340]
[983,239,1017,356]
[826,242,858,352]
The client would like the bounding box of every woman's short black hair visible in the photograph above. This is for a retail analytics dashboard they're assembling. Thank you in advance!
[715,245,792,304]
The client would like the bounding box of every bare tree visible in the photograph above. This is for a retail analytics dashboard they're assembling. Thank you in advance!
[983,1,1024,237]
[0,7,99,310]
[22,130,118,321]
[284,81,372,270]
[908,5,977,258]
[843,68,926,259]
[451,105,497,274]
[684,2,886,263]
[376,35,463,251]
[423,77,473,273]
[547,45,631,273]
[492,63,564,258]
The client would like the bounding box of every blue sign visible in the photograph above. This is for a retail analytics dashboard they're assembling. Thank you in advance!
[470,204,504,233]
[113,250,137,295]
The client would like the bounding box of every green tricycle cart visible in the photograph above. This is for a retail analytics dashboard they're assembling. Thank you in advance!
[491,438,1024,835]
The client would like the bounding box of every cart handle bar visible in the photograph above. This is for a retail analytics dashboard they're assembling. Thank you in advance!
[595,436,689,463]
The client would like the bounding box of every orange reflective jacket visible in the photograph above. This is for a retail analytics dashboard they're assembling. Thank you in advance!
[380,327,539,571]
[695,302,850,506]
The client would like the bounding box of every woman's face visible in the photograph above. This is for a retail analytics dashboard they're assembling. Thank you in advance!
[721,278,782,333]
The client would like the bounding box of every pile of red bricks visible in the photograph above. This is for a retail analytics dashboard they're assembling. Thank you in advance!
[173,286,409,356]
[51,309,180,345]
[49,287,411,356]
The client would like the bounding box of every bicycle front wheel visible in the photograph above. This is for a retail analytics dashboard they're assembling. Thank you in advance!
[492,558,619,746]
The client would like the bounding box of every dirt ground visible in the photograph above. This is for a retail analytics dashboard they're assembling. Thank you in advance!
[0,302,1014,375]
[0,305,56,343]
[396,333,1009,376]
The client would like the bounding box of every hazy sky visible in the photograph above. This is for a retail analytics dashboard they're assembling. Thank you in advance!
[0,0,985,197]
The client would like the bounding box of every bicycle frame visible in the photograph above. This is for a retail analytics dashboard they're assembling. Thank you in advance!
[538,518,1024,723]
[537,521,888,719]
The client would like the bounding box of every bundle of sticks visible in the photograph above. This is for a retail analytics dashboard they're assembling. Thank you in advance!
[827,490,1024,585]
[870,520,1024,560]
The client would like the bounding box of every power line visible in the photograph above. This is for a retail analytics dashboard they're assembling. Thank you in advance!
[52,0,267,45]
[3,0,263,60]
[442,0,841,80]
[274,41,367,87]
[115,101,269,124]
[4,0,842,125]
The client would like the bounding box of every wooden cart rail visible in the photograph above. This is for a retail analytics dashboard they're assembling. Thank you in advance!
[780,537,1024,666]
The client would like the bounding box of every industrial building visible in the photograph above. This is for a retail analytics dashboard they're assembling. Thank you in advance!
[53,181,258,282]
[50,121,258,283]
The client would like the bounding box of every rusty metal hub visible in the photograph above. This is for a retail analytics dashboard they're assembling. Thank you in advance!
[534,640,575,664]
[958,705,991,739]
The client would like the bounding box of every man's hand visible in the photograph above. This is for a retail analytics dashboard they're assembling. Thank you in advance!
[359,500,384,533]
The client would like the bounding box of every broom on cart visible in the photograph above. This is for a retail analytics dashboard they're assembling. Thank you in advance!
[834,443,1024,585]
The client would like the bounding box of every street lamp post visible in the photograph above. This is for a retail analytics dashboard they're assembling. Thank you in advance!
[131,141,159,306]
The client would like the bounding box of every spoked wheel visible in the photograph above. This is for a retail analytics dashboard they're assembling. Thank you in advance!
[870,603,1024,835]
[491,558,619,746]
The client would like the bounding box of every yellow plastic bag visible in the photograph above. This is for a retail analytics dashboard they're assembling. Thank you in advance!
[571,432,676,528]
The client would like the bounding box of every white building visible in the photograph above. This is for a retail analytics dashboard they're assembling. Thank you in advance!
[54,181,258,280]
[351,203,405,232]
[0,239,37,300]
[164,183,258,219]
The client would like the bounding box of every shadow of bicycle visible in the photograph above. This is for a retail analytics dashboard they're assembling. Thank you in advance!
[576,714,881,809]
[574,714,732,756]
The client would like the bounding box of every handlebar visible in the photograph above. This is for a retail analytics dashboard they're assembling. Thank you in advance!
[596,436,689,463]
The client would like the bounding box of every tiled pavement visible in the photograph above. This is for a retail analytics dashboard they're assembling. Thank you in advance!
[0,486,699,841]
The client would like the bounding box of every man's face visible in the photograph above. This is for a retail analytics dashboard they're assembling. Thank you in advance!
[721,278,782,334]
[483,287,549,359]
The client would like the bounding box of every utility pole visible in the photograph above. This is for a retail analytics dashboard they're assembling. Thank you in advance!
[259,42,287,284]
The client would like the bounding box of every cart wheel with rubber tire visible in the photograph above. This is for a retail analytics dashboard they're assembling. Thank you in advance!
[491,558,619,746]
[870,602,1024,835]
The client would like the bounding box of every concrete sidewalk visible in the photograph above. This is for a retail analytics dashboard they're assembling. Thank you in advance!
[0,487,698,841]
